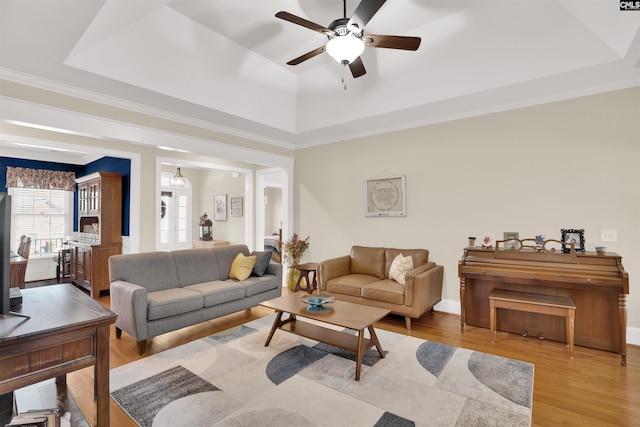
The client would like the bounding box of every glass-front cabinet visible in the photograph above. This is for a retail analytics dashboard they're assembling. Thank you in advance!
[70,172,122,299]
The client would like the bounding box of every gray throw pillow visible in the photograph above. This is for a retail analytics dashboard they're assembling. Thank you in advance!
[251,251,272,276]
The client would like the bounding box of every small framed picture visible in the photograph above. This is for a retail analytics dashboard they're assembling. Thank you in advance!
[503,232,520,250]
[561,229,585,252]
[230,196,243,217]
[214,194,227,221]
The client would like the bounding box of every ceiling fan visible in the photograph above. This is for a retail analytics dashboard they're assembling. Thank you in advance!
[276,0,421,78]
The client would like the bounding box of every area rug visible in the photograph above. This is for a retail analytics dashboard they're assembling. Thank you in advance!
[110,315,534,426]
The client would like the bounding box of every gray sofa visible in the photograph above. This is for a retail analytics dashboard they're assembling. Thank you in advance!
[109,245,282,354]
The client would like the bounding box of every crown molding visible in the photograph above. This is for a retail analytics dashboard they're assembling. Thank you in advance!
[0,68,296,151]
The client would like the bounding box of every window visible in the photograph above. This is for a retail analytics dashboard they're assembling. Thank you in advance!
[9,187,73,257]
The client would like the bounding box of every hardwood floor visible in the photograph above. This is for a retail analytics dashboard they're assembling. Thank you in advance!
[67,292,640,426]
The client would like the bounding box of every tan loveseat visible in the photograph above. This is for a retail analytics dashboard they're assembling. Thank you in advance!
[318,246,443,331]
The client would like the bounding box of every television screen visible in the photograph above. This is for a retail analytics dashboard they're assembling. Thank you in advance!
[0,194,11,314]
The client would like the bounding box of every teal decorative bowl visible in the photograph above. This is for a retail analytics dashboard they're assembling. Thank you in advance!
[301,295,335,312]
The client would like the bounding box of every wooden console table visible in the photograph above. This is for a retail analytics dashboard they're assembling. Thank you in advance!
[459,244,629,365]
[0,284,117,425]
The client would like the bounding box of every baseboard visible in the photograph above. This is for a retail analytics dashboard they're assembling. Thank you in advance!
[434,299,460,315]
[434,298,640,347]
[627,326,640,347]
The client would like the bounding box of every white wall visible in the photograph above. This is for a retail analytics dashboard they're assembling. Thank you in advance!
[265,187,282,235]
[294,88,640,334]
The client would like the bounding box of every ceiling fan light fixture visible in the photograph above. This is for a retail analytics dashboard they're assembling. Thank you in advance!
[326,35,365,65]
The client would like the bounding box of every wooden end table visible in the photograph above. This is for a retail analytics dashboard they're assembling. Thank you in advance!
[292,262,319,294]
[260,293,390,380]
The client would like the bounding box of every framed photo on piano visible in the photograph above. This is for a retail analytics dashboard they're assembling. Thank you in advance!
[561,229,585,253]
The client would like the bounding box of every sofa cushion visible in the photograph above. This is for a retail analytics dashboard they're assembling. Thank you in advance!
[350,246,385,279]
[238,275,280,297]
[147,288,203,321]
[214,245,251,279]
[229,253,256,281]
[361,279,405,305]
[109,252,179,292]
[385,249,428,278]
[389,254,414,285]
[171,248,220,287]
[184,281,245,307]
[251,251,272,277]
[326,274,380,296]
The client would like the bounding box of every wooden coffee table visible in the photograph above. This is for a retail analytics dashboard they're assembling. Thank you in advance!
[260,293,390,380]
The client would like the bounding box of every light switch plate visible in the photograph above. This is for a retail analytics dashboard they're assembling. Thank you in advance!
[600,230,617,242]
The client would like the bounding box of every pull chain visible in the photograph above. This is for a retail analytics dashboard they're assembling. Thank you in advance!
[341,61,348,91]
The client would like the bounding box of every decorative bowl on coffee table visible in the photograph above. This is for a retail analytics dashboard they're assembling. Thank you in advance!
[300,294,335,312]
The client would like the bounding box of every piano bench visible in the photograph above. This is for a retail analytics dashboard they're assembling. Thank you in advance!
[489,290,576,358]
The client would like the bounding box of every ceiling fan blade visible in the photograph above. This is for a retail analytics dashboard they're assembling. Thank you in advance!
[286,46,326,66]
[348,0,387,32]
[364,34,421,51]
[349,57,366,78]
[275,11,335,36]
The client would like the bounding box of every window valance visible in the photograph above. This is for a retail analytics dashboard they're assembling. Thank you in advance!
[6,167,76,191]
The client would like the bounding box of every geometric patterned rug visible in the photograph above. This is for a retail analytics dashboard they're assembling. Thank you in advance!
[110,314,534,426]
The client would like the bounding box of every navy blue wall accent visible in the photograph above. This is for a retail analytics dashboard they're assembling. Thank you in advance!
[80,157,131,236]
[0,156,131,236]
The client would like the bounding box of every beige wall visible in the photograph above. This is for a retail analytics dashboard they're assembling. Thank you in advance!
[198,169,246,244]
[294,87,640,330]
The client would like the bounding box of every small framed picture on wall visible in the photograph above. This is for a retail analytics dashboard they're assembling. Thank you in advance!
[230,197,243,217]
[214,194,227,221]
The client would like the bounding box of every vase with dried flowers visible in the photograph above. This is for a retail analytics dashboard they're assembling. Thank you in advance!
[283,233,310,290]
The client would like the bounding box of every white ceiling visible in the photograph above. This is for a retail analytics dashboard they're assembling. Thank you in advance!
[1,0,639,153]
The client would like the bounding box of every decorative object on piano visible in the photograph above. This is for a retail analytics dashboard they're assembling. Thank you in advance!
[199,213,213,241]
[561,229,585,252]
[534,234,545,250]
[468,236,476,247]
[214,194,227,221]
[496,237,571,253]
[503,232,520,250]
[481,235,494,248]
[595,246,607,256]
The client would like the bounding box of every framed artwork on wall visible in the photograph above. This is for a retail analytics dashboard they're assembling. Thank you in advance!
[230,197,243,217]
[364,175,406,217]
[561,228,585,252]
[214,194,227,221]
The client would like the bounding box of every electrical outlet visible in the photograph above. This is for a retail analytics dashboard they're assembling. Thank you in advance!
[601,230,617,242]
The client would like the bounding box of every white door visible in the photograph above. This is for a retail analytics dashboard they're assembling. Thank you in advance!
[159,175,191,251]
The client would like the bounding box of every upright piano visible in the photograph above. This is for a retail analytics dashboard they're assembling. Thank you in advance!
[458,241,629,365]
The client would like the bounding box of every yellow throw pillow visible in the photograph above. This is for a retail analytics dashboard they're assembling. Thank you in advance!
[229,253,257,281]
[389,253,414,285]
